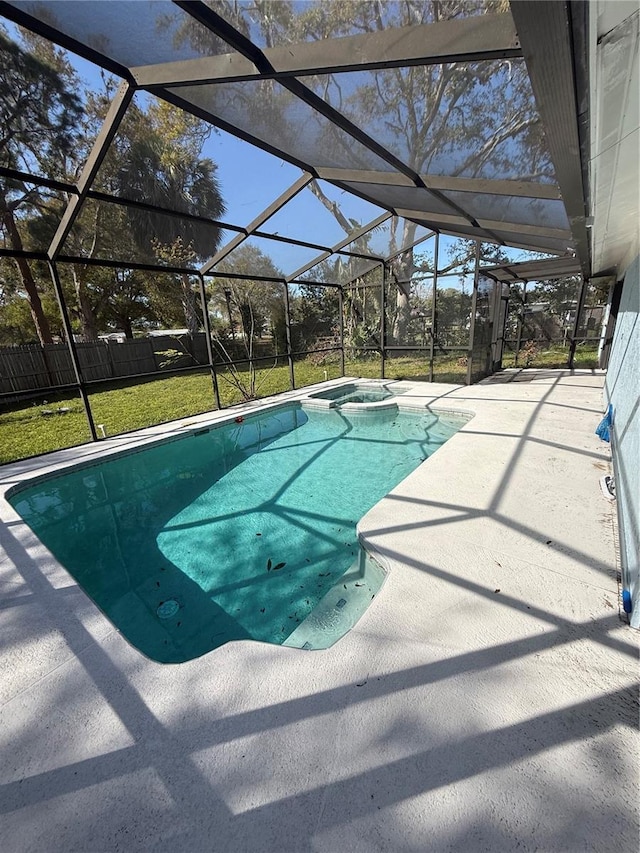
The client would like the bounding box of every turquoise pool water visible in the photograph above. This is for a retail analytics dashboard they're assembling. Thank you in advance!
[313,384,394,404]
[10,403,468,662]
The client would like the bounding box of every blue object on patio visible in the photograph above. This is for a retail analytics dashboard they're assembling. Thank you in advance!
[595,404,614,442]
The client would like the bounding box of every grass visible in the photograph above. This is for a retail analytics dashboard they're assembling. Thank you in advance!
[502,342,600,370]
[2,347,588,465]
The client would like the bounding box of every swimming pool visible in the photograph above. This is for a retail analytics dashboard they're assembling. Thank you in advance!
[8,400,469,662]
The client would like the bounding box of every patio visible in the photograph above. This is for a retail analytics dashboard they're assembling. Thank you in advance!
[0,1,638,849]
[1,370,637,851]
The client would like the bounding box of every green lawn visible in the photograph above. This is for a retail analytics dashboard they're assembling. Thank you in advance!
[0,353,480,464]
[501,342,600,370]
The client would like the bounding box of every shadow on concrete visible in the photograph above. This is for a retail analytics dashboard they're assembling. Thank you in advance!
[0,371,637,851]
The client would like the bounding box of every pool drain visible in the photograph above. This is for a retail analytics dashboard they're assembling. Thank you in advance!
[157,599,180,619]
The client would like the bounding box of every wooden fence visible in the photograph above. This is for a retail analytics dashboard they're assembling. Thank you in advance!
[0,335,282,399]
[0,335,209,397]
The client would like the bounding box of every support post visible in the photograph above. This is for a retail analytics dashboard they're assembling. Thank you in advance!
[47,261,98,441]
[197,274,221,409]
[466,241,481,386]
[338,286,345,377]
[430,232,439,382]
[514,280,527,366]
[283,281,295,390]
[569,275,587,368]
[380,262,387,379]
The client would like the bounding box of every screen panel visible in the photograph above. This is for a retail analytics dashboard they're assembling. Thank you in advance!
[469,272,495,383]
[63,198,233,268]
[167,79,396,172]
[215,234,320,279]
[3,0,241,68]
[208,0,490,50]
[343,264,383,356]
[300,59,557,182]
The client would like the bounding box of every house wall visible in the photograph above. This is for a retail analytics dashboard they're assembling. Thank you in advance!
[604,255,640,627]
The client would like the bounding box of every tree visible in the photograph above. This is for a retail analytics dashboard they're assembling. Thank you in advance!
[44,89,227,339]
[290,282,339,352]
[213,245,285,342]
[0,27,82,344]
[209,245,287,399]
[100,268,156,339]
[108,100,226,334]
[0,258,61,344]
[168,1,553,344]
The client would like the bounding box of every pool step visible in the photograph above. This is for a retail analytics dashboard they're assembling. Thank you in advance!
[282,548,386,651]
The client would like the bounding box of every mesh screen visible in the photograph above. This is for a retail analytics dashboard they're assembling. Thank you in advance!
[340,183,457,217]
[215,234,320,278]
[469,273,495,383]
[353,218,431,262]
[208,129,304,227]
[493,282,510,369]
[1,177,69,251]
[299,253,379,286]
[431,352,468,384]
[489,229,572,255]
[435,224,496,243]
[503,285,523,365]
[259,183,360,247]
[79,269,209,342]
[502,276,582,367]
[343,266,383,355]
[437,237,477,276]
[344,355,382,380]
[216,357,292,405]
[299,60,556,181]
[88,367,216,437]
[479,244,563,271]
[63,199,232,267]
[3,1,240,68]
[315,180,386,225]
[384,352,430,381]
[575,280,608,340]
[289,283,340,356]
[206,276,288,364]
[91,92,226,226]
[93,103,304,231]
[208,0,489,50]
[0,258,57,349]
[167,80,396,172]
[1,29,117,183]
[434,273,472,350]
[293,354,342,390]
[443,193,570,231]
[385,244,434,349]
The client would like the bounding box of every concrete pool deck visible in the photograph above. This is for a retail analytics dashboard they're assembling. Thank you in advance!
[0,370,638,852]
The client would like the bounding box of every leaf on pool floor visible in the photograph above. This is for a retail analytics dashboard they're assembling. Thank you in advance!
[272,562,286,571]
[267,558,272,571]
